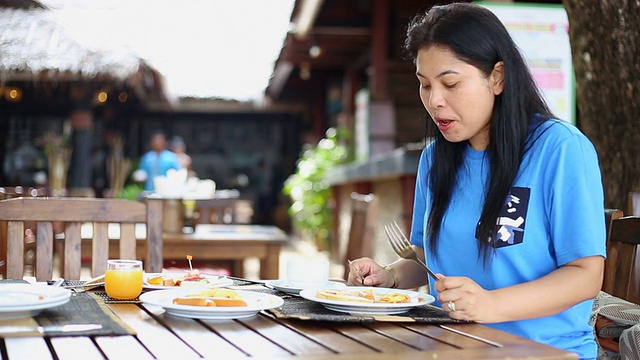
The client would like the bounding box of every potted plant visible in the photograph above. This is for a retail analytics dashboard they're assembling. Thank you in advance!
[37,131,71,193]
[283,128,348,252]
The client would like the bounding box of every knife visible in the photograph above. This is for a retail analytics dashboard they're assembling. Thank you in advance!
[39,324,103,333]
[0,324,102,335]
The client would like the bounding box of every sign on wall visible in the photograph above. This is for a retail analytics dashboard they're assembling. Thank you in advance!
[478,2,575,124]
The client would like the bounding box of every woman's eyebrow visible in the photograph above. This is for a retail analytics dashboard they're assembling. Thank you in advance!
[416,69,459,79]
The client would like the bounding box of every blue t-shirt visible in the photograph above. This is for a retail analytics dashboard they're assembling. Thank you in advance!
[138,149,182,191]
[410,120,605,359]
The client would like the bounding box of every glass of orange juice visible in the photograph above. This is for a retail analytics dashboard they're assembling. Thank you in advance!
[105,259,143,300]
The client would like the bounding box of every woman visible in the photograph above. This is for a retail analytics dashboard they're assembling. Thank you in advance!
[348,3,605,359]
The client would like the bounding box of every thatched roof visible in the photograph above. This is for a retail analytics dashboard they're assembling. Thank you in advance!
[0,3,171,107]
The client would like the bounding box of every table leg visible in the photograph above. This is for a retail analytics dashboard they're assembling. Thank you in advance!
[260,244,281,280]
[232,260,244,278]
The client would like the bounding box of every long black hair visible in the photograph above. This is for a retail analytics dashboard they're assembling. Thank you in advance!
[404,3,554,261]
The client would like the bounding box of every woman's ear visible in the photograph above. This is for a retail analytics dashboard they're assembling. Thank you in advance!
[490,61,505,95]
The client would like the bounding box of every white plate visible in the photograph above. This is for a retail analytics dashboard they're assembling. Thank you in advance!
[265,280,346,295]
[0,284,71,320]
[299,286,435,315]
[139,288,284,319]
[143,273,233,290]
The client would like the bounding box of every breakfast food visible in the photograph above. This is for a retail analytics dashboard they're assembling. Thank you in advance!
[172,288,248,307]
[146,270,212,287]
[378,292,411,303]
[316,289,375,303]
[172,297,217,307]
[316,288,412,303]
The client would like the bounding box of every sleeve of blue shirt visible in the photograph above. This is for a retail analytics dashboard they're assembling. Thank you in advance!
[540,127,606,265]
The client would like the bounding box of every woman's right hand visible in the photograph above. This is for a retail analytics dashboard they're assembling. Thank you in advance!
[347,257,396,288]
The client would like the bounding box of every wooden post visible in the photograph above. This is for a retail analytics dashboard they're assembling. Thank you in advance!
[370,0,389,100]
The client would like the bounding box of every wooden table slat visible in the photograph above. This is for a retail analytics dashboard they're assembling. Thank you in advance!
[291,346,578,360]
[199,318,291,357]
[50,336,105,360]
[4,337,52,360]
[363,322,459,351]
[403,323,494,349]
[240,314,335,356]
[442,323,534,346]
[142,305,248,358]
[331,322,418,353]
[264,314,377,355]
[108,304,201,359]
[95,335,154,360]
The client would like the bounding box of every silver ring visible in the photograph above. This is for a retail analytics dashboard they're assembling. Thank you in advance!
[447,301,456,312]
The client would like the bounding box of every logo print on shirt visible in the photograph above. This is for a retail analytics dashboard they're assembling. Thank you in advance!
[489,187,530,248]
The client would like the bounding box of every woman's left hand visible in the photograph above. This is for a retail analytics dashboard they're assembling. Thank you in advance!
[434,276,495,322]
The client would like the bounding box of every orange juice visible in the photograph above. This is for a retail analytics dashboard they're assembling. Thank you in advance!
[105,260,143,299]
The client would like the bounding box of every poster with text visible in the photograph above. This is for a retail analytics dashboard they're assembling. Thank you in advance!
[478,2,575,124]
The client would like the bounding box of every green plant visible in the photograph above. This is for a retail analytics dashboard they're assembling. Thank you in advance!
[119,183,144,200]
[283,128,348,251]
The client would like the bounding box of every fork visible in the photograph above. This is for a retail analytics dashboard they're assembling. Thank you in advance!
[384,221,439,282]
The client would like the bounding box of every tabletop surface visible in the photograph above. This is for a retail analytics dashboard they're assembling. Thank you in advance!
[0,282,578,360]
[163,224,289,242]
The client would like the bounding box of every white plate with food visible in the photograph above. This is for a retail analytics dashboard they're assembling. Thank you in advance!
[299,286,434,315]
[265,279,347,295]
[0,284,72,320]
[139,288,284,320]
[143,271,233,290]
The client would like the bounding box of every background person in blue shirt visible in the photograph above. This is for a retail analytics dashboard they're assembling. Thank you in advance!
[138,131,181,192]
[347,3,605,359]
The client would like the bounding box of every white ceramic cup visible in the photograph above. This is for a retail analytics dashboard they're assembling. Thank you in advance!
[286,258,330,289]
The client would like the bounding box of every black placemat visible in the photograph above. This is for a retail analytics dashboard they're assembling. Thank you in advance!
[267,295,470,324]
[35,291,136,336]
[93,290,142,304]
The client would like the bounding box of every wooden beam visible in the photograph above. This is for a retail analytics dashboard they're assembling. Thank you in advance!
[291,0,325,40]
[266,61,294,99]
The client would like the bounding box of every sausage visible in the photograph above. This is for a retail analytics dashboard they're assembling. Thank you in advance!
[173,297,216,306]
[209,298,247,307]
[172,297,247,307]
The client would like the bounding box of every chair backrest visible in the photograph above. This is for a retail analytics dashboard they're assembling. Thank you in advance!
[603,208,640,304]
[343,193,377,279]
[628,191,640,216]
[195,198,239,224]
[0,197,163,281]
[0,186,48,278]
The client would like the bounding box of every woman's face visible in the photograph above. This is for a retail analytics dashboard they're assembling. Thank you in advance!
[416,45,503,150]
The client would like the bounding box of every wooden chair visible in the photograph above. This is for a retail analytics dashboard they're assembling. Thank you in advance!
[0,186,48,278]
[603,209,640,304]
[343,193,377,280]
[0,186,47,199]
[0,197,163,281]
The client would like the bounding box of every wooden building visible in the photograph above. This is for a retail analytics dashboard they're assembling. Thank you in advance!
[0,0,170,195]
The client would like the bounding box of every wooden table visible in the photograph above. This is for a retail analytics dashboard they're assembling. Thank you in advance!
[162,224,288,279]
[77,224,287,279]
[2,299,578,359]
